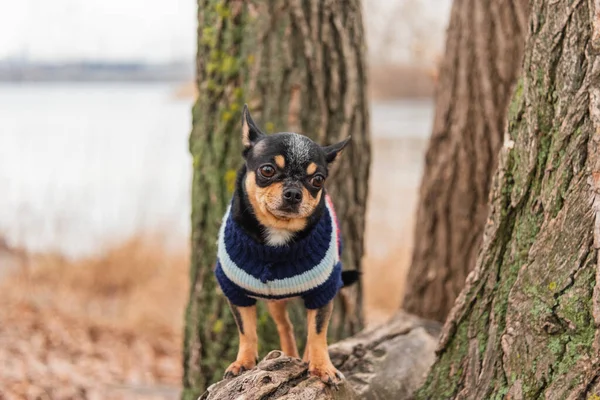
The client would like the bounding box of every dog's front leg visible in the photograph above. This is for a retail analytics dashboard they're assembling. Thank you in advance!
[267,300,300,358]
[224,302,257,378]
[305,301,344,384]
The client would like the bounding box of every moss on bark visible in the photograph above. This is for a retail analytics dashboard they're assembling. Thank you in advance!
[417,0,600,398]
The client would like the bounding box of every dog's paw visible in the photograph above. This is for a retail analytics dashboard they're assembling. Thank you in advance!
[223,359,255,379]
[308,361,345,387]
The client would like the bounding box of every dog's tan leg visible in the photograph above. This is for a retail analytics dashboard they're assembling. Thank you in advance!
[305,301,344,384]
[224,303,258,378]
[267,300,300,358]
[302,343,310,362]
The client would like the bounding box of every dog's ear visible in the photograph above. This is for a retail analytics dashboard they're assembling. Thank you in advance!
[242,104,265,151]
[322,136,351,164]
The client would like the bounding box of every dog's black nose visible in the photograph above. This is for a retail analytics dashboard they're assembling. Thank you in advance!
[282,188,302,205]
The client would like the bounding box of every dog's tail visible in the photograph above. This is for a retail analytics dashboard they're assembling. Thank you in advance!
[341,270,361,287]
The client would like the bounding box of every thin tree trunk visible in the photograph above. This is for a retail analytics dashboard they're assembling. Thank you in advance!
[418,0,600,397]
[182,1,370,398]
[403,0,530,321]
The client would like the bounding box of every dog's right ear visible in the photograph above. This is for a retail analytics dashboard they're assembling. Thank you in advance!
[242,104,265,152]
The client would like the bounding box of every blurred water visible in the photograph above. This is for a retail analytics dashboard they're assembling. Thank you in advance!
[0,83,192,256]
[0,83,433,256]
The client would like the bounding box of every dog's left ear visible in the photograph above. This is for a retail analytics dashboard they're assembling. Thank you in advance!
[242,104,265,151]
[322,136,351,164]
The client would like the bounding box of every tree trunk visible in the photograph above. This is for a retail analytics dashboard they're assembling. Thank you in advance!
[403,0,530,321]
[200,312,440,400]
[418,0,600,397]
[182,1,370,398]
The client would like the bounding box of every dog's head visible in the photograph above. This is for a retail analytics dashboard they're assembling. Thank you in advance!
[240,105,350,231]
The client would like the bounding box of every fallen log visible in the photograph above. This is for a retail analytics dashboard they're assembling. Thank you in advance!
[200,312,440,399]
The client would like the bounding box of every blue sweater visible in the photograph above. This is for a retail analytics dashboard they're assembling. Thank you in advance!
[215,195,343,309]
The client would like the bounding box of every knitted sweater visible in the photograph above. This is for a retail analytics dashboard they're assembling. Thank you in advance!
[215,195,343,309]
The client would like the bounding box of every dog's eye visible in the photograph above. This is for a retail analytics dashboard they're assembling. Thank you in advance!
[259,165,276,178]
[311,174,325,188]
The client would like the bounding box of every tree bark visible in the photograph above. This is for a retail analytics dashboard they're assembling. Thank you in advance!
[200,312,440,400]
[403,0,530,321]
[418,0,600,397]
[182,1,370,398]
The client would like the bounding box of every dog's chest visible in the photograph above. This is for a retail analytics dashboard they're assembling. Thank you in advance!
[264,227,294,246]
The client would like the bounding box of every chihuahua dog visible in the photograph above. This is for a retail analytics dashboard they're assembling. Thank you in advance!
[214,104,355,385]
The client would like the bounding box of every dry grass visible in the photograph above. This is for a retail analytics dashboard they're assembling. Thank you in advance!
[0,235,188,399]
[0,228,415,399]
[362,210,415,328]
[363,245,412,327]
[14,235,189,336]
[0,227,415,398]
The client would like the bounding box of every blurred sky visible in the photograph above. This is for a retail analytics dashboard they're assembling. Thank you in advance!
[0,0,450,65]
[0,0,196,62]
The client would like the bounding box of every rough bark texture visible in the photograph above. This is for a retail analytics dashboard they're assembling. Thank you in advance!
[200,312,440,400]
[418,0,600,397]
[182,1,370,398]
[403,0,530,321]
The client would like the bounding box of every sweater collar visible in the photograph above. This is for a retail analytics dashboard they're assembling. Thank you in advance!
[219,200,334,264]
